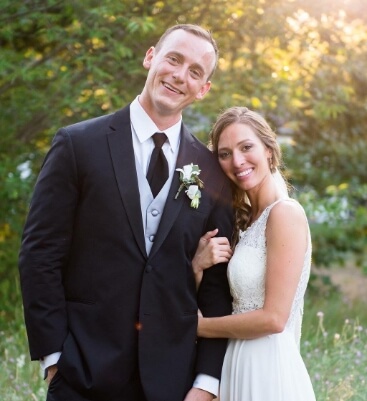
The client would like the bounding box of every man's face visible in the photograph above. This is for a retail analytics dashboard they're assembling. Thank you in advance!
[140,29,215,123]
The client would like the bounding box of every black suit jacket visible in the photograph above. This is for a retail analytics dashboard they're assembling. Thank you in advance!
[19,105,233,401]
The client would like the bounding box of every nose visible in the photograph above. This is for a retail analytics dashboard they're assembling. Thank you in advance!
[232,150,245,168]
[172,66,186,82]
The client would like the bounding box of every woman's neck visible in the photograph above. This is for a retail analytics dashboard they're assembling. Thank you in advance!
[246,183,284,224]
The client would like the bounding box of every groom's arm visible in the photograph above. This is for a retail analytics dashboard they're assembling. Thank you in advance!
[19,129,77,360]
[194,174,233,380]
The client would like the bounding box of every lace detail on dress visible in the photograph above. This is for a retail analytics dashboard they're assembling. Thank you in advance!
[227,199,311,347]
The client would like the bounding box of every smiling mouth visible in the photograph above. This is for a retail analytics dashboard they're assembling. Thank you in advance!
[163,82,183,94]
[236,168,253,178]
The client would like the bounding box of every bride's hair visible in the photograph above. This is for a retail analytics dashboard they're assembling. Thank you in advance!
[208,106,289,246]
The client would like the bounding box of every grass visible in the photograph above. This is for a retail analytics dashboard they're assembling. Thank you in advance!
[0,319,45,400]
[301,290,367,401]
[1,289,367,400]
[303,316,367,401]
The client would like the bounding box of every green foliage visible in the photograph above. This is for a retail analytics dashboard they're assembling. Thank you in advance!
[0,0,158,145]
[295,183,367,269]
[302,292,367,401]
[0,320,45,400]
[0,154,36,323]
[280,8,367,190]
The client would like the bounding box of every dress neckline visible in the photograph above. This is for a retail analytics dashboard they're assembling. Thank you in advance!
[245,198,290,232]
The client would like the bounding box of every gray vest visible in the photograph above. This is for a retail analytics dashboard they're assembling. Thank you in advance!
[135,155,174,255]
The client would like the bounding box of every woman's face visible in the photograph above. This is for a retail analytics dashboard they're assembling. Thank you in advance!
[217,122,272,192]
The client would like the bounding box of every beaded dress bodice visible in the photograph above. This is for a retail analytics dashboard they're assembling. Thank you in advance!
[228,199,312,347]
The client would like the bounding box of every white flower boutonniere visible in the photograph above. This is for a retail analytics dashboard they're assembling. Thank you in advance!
[175,163,204,209]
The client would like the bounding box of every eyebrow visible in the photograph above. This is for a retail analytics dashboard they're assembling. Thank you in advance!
[166,51,206,76]
[218,139,252,151]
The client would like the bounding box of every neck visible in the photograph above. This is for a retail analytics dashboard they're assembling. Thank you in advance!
[138,94,182,131]
[246,181,283,222]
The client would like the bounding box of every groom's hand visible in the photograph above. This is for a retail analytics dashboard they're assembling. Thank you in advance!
[183,387,215,401]
[45,364,58,386]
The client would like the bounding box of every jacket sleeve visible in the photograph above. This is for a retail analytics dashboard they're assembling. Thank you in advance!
[19,128,78,360]
[195,174,234,379]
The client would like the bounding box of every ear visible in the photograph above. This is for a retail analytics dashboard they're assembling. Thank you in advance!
[195,81,212,101]
[143,47,155,70]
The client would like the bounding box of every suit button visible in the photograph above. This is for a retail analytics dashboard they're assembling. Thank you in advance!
[146,265,153,273]
[151,209,159,217]
[149,235,155,242]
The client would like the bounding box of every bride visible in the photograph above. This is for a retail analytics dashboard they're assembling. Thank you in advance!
[192,107,316,401]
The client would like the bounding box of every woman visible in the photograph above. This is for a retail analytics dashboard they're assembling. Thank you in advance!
[192,107,316,401]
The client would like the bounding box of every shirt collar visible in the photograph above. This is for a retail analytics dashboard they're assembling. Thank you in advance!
[130,96,181,153]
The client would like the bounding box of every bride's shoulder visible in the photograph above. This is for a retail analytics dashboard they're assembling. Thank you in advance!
[268,199,308,227]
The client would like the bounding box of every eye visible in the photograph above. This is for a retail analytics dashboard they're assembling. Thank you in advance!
[168,55,179,64]
[241,144,252,152]
[190,69,201,79]
[218,151,231,160]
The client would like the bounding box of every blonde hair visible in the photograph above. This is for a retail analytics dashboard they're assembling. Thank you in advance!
[209,106,286,246]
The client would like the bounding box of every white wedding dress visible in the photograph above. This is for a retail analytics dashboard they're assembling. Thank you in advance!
[219,199,316,401]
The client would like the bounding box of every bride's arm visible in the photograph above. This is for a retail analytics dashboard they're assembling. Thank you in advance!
[198,201,309,338]
[192,229,233,289]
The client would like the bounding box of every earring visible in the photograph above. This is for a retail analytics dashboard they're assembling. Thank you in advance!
[268,157,274,172]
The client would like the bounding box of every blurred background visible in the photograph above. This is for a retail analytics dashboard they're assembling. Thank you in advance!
[1,1,366,400]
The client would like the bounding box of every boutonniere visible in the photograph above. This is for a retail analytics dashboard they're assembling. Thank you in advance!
[175,163,204,209]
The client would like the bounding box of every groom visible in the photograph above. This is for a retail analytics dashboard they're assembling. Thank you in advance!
[19,24,233,401]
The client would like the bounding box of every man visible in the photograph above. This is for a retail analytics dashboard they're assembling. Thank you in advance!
[19,24,233,401]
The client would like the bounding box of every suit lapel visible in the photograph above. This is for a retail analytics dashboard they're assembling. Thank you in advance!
[107,106,147,259]
[149,124,199,259]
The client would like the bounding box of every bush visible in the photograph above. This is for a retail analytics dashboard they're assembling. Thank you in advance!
[294,183,367,269]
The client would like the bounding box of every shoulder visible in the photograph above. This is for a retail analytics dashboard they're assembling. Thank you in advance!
[267,199,308,233]
[62,113,115,137]
[50,111,122,158]
[53,109,128,151]
[265,199,310,256]
[184,126,212,154]
[61,104,131,138]
[182,125,224,172]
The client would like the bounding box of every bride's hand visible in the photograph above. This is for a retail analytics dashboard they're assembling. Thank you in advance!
[192,229,233,275]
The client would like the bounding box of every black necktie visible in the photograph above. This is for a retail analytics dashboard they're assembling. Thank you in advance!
[146,132,168,197]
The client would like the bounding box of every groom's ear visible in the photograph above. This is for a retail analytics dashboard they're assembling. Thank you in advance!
[143,47,155,70]
[195,81,211,101]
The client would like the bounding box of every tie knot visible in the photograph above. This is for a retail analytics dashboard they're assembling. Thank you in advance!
[152,132,167,149]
